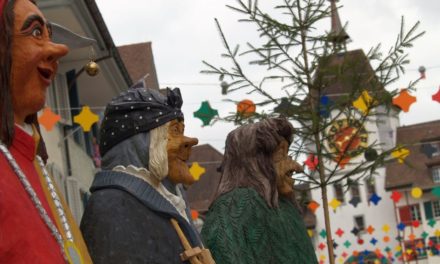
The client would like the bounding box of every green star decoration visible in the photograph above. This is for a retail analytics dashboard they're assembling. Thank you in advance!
[428,219,436,228]
[421,231,429,239]
[343,240,351,249]
[193,101,219,126]
[319,229,327,239]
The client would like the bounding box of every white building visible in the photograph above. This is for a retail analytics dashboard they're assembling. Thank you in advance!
[38,0,132,223]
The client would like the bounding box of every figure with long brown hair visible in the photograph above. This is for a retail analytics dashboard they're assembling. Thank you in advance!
[201,118,318,264]
[0,0,91,263]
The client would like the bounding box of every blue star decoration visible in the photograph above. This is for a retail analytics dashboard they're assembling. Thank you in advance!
[349,197,361,208]
[193,101,219,126]
[369,193,382,205]
[397,222,406,231]
[370,238,378,245]
[319,95,333,118]
[351,227,360,236]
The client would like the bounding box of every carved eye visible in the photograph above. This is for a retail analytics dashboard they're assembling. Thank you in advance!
[31,27,43,38]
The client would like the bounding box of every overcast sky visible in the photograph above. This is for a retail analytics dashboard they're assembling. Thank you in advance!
[95,0,440,152]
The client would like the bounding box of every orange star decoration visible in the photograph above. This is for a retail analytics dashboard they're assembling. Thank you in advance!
[408,233,416,241]
[38,107,61,131]
[329,198,342,210]
[191,210,199,220]
[308,200,320,214]
[189,162,206,181]
[392,89,417,112]
[366,225,375,235]
[73,106,99,132]
[391,147,410,163]
[383,236,390,243]
[353,90,374,114]
[411,187,423,199]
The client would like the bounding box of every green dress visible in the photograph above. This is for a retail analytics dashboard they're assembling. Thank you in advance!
[201,188,318,264]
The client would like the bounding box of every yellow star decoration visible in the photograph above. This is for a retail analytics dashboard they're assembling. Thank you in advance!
[189,162,206,181]
[73,106,99,132]
[38,107,61,131]
[406,249,413,255]
[329,198,342,210]
[307,229,314,238]
[411,187,423,199]
[338,257,344,263]
[435,229,440,237]
[353,90,375,114]
[319,254,326,261]
[395,245,402,252]
[391,147,410,163]
[382,224,390,233]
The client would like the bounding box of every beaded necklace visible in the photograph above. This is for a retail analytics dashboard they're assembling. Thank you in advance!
[0,142,83,264]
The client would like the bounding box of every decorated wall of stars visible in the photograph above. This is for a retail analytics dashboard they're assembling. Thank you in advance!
[309,186,440,263]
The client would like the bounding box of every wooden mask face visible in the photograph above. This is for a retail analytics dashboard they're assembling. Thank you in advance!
[11,0,68,122]
[272,139,303,196]
[166,119,198,185]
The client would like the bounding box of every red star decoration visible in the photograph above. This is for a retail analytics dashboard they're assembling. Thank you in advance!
[38,107,61,131]
[432,87,440,104]
[429,240,434,247]
[366,225,375,235]
[357,239,364,245]
[341,252,348,258]
[308,200,320,214]
[305,154,319,170]
[390,191,403,203]
[392,89,417,112]
[335,228,344,237]
[412,220,420,228]
[318,242,326,250]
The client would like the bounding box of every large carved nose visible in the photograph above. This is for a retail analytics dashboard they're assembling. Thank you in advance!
[183,136,198,149]
[46,42,69,63]
[288,158,304,173]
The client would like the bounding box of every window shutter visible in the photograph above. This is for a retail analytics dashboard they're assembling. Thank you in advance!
[399,206,411,224]
[424,201,434,220]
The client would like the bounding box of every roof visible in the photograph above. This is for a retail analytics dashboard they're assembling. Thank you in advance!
[186,144,223,215]
[315,49,385,98]
[83,0,132,87]
[117,42,160,90]
[385,120,440,191]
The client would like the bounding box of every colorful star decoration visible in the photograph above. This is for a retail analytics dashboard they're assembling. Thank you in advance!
[353,90,375,114]
[411,187,423,199]
[392,89,417,112]
[319,229,327,239]
[432,87,440,104]
[432,187,440,197]
[382,224,390,233]
[189,162,206,181]
[193,101,219,126]
[369,193,382,205]
[318,242,326,250]
[329,198,342,210]
[38,107,61,131]
[308,200,320,214]
[344,240,352,249]
[305,154,319,170]
[390,191,403,203]
[335,228,344,237]
[319,95,332,118]
[367,225,375,235]
[428,219,436,228]
[391,147,410,163]
[73,106,99,132]
[349,197,361,208]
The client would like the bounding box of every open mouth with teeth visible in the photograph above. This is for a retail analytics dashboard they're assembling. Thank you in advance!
[37,67,54,83]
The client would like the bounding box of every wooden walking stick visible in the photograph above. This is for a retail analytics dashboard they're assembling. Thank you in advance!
[170,218,215,264]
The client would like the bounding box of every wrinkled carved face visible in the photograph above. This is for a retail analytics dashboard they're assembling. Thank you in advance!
[167,119,198,185]
[273,139,303,196]
[11,0,69,123]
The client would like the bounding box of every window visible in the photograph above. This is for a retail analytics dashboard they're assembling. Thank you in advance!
[334,183,345,203]
[424,200,440,219]
[432,166,440,184]
[433,201,440,218]
[354,215,365,232]
[365,178,376,205]
[46,73,72,125]
[432,144,440,157]
[404,239,427,260]
[399,204,421,225]
[350,183,361,202]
